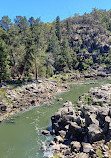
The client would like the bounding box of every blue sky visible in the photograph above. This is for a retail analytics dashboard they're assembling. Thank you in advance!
[0,0,111,22]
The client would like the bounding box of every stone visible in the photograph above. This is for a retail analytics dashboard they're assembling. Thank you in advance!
[82,143,93,153]
[41,130,50,135]
[77,152,89,158]
[63,101,73,107]
[68,122,82,138]
[49,141,56,146]
[71,141,81,152]
[49,144,60,151]
[63,115,76,122]
[59,130,66,138]
[98,107,109,120]
[88,124,103,143]
[51,111,61,121]
[103,152,109,158]
[54,136,64,143]
[41,145,47,151]
[60,107,69,115]
[58,98,63,101]
[105,116,111,123]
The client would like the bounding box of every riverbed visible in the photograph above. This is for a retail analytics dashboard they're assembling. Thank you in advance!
[0,79,111,158]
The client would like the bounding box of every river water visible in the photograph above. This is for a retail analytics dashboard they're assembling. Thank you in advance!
[0,79,111,158]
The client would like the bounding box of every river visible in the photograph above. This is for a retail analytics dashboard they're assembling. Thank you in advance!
[0,79,111,158]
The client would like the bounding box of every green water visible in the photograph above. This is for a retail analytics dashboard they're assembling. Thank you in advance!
[0,79,111,158]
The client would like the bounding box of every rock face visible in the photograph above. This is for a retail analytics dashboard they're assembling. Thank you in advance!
[44,84,111,158]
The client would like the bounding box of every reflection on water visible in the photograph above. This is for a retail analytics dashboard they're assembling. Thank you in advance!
[0,79,111,158]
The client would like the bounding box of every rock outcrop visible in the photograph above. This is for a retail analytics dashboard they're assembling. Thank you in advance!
[43,84,111,158]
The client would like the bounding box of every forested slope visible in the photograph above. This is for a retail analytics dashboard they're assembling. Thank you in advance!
[0,9,111,82]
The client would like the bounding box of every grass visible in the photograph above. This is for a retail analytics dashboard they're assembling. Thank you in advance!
[96,149,103,157]
[0,87,13,106]
[51,153,62,158]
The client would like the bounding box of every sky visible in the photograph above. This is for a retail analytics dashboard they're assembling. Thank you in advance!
[0,0,111,23]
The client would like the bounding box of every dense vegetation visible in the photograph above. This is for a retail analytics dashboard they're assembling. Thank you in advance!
[0,8,111,82]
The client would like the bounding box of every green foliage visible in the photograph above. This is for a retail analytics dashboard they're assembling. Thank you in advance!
[96,149,103,157]
[55,16,61,41]
[0,39,10,82]
[0,9,111,82]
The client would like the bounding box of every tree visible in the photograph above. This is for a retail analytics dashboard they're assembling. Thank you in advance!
[66,20,71,37]
[55,16,61,41]
[0,16,12,31]
[56,37,73,72]
[14,16,29,38]
[47,32,61,72]
[0,39,10,83]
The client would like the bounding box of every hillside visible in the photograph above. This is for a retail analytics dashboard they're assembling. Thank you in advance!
[0,9,111,82]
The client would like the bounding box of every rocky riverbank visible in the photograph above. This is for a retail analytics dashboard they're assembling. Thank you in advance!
[0,79,68,122]
[52,66,111,83]
[42,84,111,158]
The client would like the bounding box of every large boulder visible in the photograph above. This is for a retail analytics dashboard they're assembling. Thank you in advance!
[88,124,103,143]
[68,122,82,140]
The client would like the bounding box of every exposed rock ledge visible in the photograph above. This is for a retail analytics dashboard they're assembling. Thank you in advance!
[0,79,68,122]
[42,84,111,158]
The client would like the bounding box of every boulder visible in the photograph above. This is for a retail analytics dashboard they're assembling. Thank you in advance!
[54,136,64,143]
[68,122,82,139]
[59,130,66,138]
[41,145,47,151]
[63,101,73,107]
[88,124,103,143]
[41,130,50,135]
[70,141,81,152]
[98,107,109,120]
[49,144,68,151]
[82,143,93,153]
[49,144,60,151]
[49,141,56,146]
[57,98,63,101]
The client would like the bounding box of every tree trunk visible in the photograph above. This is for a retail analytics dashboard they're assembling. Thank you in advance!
[35,62,38,82]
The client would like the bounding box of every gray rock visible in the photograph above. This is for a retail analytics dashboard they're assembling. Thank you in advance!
[41,145,47,151]
[57,98,63,101]
[82,142,93,153]
[71,141,81,152]
[77,152,89,158]
[49,144,68,151]
[63,101,73,107]
[68,122,82,138]
[98,107,109,120]
[49,141,56,146]
[54,136,64,143]
[88,124,103,143]
[41,130,50,135]
[59,130,66,138]
[49,144,60,151]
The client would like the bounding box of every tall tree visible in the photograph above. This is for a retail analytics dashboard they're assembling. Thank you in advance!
[66,20,71,38]
[55,16,61,41]
[59,37,73,71]
[0,39,10,83]
[0,16,12,31]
